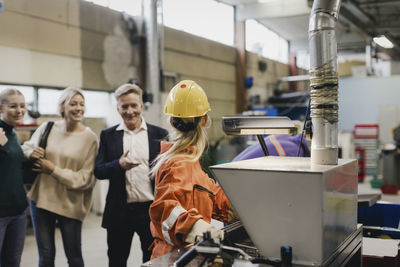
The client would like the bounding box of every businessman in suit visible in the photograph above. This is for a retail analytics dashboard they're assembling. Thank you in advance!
[94,83,168,267]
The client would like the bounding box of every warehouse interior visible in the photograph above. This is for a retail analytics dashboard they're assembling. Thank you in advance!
[1,0,400,266]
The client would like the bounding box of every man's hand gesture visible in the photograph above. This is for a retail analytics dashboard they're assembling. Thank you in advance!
[119,150,141,170]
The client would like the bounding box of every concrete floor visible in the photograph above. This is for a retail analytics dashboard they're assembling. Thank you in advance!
[20,212,143,267]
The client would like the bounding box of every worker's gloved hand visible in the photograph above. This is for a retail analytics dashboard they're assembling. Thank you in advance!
[185,219,224,244]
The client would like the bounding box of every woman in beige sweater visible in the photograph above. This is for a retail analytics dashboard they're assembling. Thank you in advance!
[23,87,98,267]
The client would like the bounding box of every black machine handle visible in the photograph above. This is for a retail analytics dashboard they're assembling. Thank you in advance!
[257,134,270,156]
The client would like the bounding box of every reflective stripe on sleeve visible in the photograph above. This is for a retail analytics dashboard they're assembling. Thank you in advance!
[162,205,186,246]
[268,135,286,156]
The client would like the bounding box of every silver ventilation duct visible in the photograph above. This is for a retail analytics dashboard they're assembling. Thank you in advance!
[309,0,341,165]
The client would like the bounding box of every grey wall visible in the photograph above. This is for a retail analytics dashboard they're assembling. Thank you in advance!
[339,75,400,144]
[0,0,294,142]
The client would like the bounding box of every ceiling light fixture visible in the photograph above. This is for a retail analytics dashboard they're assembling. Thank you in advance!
[373,35,394,49]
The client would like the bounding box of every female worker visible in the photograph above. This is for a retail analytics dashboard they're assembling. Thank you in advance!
[149,80,233,259]
[22,87,98,267]
[0,88,27,267]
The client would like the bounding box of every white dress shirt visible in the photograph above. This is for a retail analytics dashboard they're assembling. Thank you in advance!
[116,117,153,203]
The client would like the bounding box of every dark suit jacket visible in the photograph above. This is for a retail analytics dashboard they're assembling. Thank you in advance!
[94,123,168,229]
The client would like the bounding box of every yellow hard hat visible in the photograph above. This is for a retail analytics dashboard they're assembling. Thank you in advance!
[164,80,210,118]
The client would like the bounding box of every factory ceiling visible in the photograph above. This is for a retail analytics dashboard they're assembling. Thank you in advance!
[217,0,400,60]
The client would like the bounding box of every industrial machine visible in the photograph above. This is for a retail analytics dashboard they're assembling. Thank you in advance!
[210,147,359,266]
[213,115,360,266]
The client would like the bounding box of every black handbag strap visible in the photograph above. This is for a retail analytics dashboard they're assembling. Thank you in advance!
[38,121,54,149]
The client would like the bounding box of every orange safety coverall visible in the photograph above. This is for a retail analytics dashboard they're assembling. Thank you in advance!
[149,141,230,259]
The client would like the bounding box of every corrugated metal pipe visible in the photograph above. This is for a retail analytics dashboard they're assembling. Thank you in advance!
[309,0,341,165]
